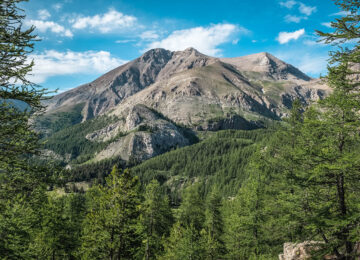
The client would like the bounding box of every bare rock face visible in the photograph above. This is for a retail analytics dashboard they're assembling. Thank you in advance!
[87,104,191,162]
[279,241,323,260]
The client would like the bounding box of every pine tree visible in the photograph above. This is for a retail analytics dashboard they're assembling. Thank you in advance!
[204,189,226,259]
[0,1,51,255]
[160,222,206,260]
[178,183,205,231]
[0,0,49,193]
[80,166,142,259]
[161,184,207,259]
[268,1,360,258]
[141,179,173,259]
[30,196,75,259]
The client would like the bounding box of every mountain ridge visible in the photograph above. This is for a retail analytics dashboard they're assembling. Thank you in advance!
[39,47,331,165]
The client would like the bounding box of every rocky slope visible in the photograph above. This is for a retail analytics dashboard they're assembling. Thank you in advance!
[41,47,331,164]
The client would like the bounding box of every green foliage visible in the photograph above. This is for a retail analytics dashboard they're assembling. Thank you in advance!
[204,189,227,259]
[0,196,36,259]
[36,103,85,136]
[133,129,269,202]
[80,166,142,259]
[63,156,124,183]
[160,222,207,260]
[43,115,119,161]
[30,194,86,259]
[141,180,174,259]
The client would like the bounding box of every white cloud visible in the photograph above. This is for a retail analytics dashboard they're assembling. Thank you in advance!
[52,3,62,11]
[38,9,51,20]
[140,30,159,40]
[285,14,307,23]
[330,11,351,16]
[277,28,305,44]
[321,22,332,28]
[26,20,73,37]
[28,50,127,83]
[115,39,136,43]
[71,9,137,33]
[145,23,245,56]
[299,3,317,16]
[280,0,297,9]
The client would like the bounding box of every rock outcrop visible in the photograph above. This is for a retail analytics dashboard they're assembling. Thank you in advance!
[279,241,324,260]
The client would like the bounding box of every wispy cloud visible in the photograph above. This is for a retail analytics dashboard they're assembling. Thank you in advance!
[140,30,160,40]
[280,0,297,9]
[52,3,62,11]
[115,39,136,44]
[71,9,137,33]
[145,23,247,56]
[298,3,317,16]
[330,11,351,16]
[321,22,332,28]
[280,1,317,23]
[38,9,51,20]
[285,14,307,23]
[26,20,73,37]
[29,50,127,83]
[277,28,305,44]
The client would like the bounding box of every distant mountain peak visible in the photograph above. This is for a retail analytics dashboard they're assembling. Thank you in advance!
[220,52,311,81]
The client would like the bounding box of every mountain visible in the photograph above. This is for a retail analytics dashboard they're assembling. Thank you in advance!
[38,48,330,166]
[220,52,311,81]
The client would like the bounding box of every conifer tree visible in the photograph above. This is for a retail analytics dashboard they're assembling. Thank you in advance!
[271,1,360,258]
[80,167,142,259]
[178,183,205,231]
[204,189,226,259]
[0,0,49,194]
[269,1,360,254]
[160,222,206,260]
[141,179,173,259]
[0,1,51,256]
[161,184,206,259]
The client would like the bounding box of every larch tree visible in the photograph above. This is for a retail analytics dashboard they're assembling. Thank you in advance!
[80,166,142,260]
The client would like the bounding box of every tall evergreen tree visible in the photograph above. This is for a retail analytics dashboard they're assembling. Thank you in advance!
[0,0,49,194]
[178,183,205,231]
[0,1,51,257]
[269,2,360,256]
[160,222,206,260]
[204,189,226,259]
[161,184,207,259]
[141,180,173,259]
[80,166,142,259]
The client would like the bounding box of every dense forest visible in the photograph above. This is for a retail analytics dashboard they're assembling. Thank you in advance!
[2,0,360,259]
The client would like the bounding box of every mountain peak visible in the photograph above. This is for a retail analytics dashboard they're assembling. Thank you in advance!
[183,47,199,53]
[220,52,311,81]
[139,48,172,62]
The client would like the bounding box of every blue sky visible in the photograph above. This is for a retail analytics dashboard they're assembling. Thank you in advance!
[21,0,344,92]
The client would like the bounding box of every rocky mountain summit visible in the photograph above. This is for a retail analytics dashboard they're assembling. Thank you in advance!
[41,48,331,165]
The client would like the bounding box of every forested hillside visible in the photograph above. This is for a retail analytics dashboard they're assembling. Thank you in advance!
[132,129,269,202]
[2,0,360,259]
